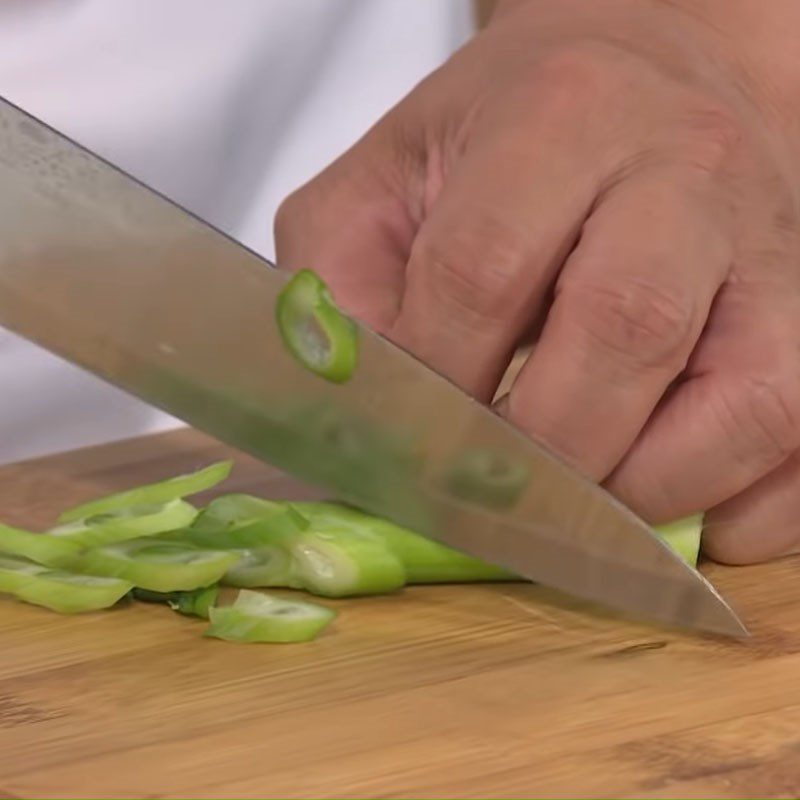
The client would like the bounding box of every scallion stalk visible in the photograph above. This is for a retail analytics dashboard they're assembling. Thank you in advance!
[292,501,519,583]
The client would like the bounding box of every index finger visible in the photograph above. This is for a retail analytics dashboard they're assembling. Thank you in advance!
[274,134,414,333]
[389,95,603,401]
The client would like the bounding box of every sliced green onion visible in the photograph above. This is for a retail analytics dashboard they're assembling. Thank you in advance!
[0,521,83,569]
[132,585,219,619]
[188,509,406,595]
[0,555,132,613]
[0,454,712,643]
[76,538,238,593]
[190,493,286,533]
[182,505,307,549]
[293,501,519,583]
[204,589,336,643]
[169,584,218,618]
[170,503,308,590]
[275,269,358,383]
[177,537,297,591]
[193,520,301,589]
[48,498,198,548]
[289,527,406,597]
[222,546,297,589]
[656,514,702,567]
[193,508,407,596]
[58,460,232,524]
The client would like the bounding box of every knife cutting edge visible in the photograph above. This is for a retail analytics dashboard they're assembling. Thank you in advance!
[0,94,747,638]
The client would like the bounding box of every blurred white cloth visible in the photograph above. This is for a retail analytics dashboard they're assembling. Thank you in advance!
[0,0,473,464]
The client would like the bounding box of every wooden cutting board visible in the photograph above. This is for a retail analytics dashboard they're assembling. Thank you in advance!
[0,429,799,799]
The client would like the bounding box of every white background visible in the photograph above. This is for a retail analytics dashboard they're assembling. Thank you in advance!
[0,0,473,464]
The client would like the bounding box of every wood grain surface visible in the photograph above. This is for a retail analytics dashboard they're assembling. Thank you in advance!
[0,429,799,799]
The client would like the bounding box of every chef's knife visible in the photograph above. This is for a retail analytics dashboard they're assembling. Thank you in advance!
[0,95,746,637]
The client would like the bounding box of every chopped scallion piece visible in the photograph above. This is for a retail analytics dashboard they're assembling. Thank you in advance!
[49,498,198,548]
[58,461,232,524]
[0,521,82,569]
[182,505,307,549]
[168,503,309,590]
[656,514,703,567]
[289,527,406,597]
[204,589,336,643]
[222,546,297,589]
[76,538,238,593]
[275,269,359,383]
[0,555,132,613]
[133,584,219,619]
[190,493,286,533]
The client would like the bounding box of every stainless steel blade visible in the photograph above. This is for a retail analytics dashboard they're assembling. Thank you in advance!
[0,95,747,637]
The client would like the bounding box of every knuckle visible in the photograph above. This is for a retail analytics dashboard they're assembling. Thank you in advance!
[536,45,615,89]
[681,103,744,174]
[274,188,307,242]
[558,275,696,370]
[532,46,619,107]
[412,218,527,328]
[717,372,800,470]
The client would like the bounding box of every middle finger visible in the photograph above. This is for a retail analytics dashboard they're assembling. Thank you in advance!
[506,167,731,480]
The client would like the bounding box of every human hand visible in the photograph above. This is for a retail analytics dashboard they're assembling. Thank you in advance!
[275,0,800,564]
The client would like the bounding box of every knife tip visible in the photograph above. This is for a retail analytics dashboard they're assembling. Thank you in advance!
[694,592,749,640]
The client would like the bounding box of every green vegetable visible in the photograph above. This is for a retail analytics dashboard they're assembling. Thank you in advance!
[48,498,198,548]
[169,584,219,618]
[294,501,519,584]
[193,493,517,587]
[133,585,219,619]
[183,504,308,548]
[656,514,702,567]
[0,555,132,613]
[170,515,298,590]
[0,521,82,569]
[221,545,296,589]
[182,500,404,596]
[0,458,712,645]
[183,529,298,591]
[169,501,308,589]
[189,493,285,533]
[76,538,239,593]
[57,461,232,524]
[289,527,406,597]
[204,589,336,643]
[275,269,359,383]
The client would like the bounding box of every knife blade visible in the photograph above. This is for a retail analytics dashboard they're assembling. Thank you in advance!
[0,95,746,637]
